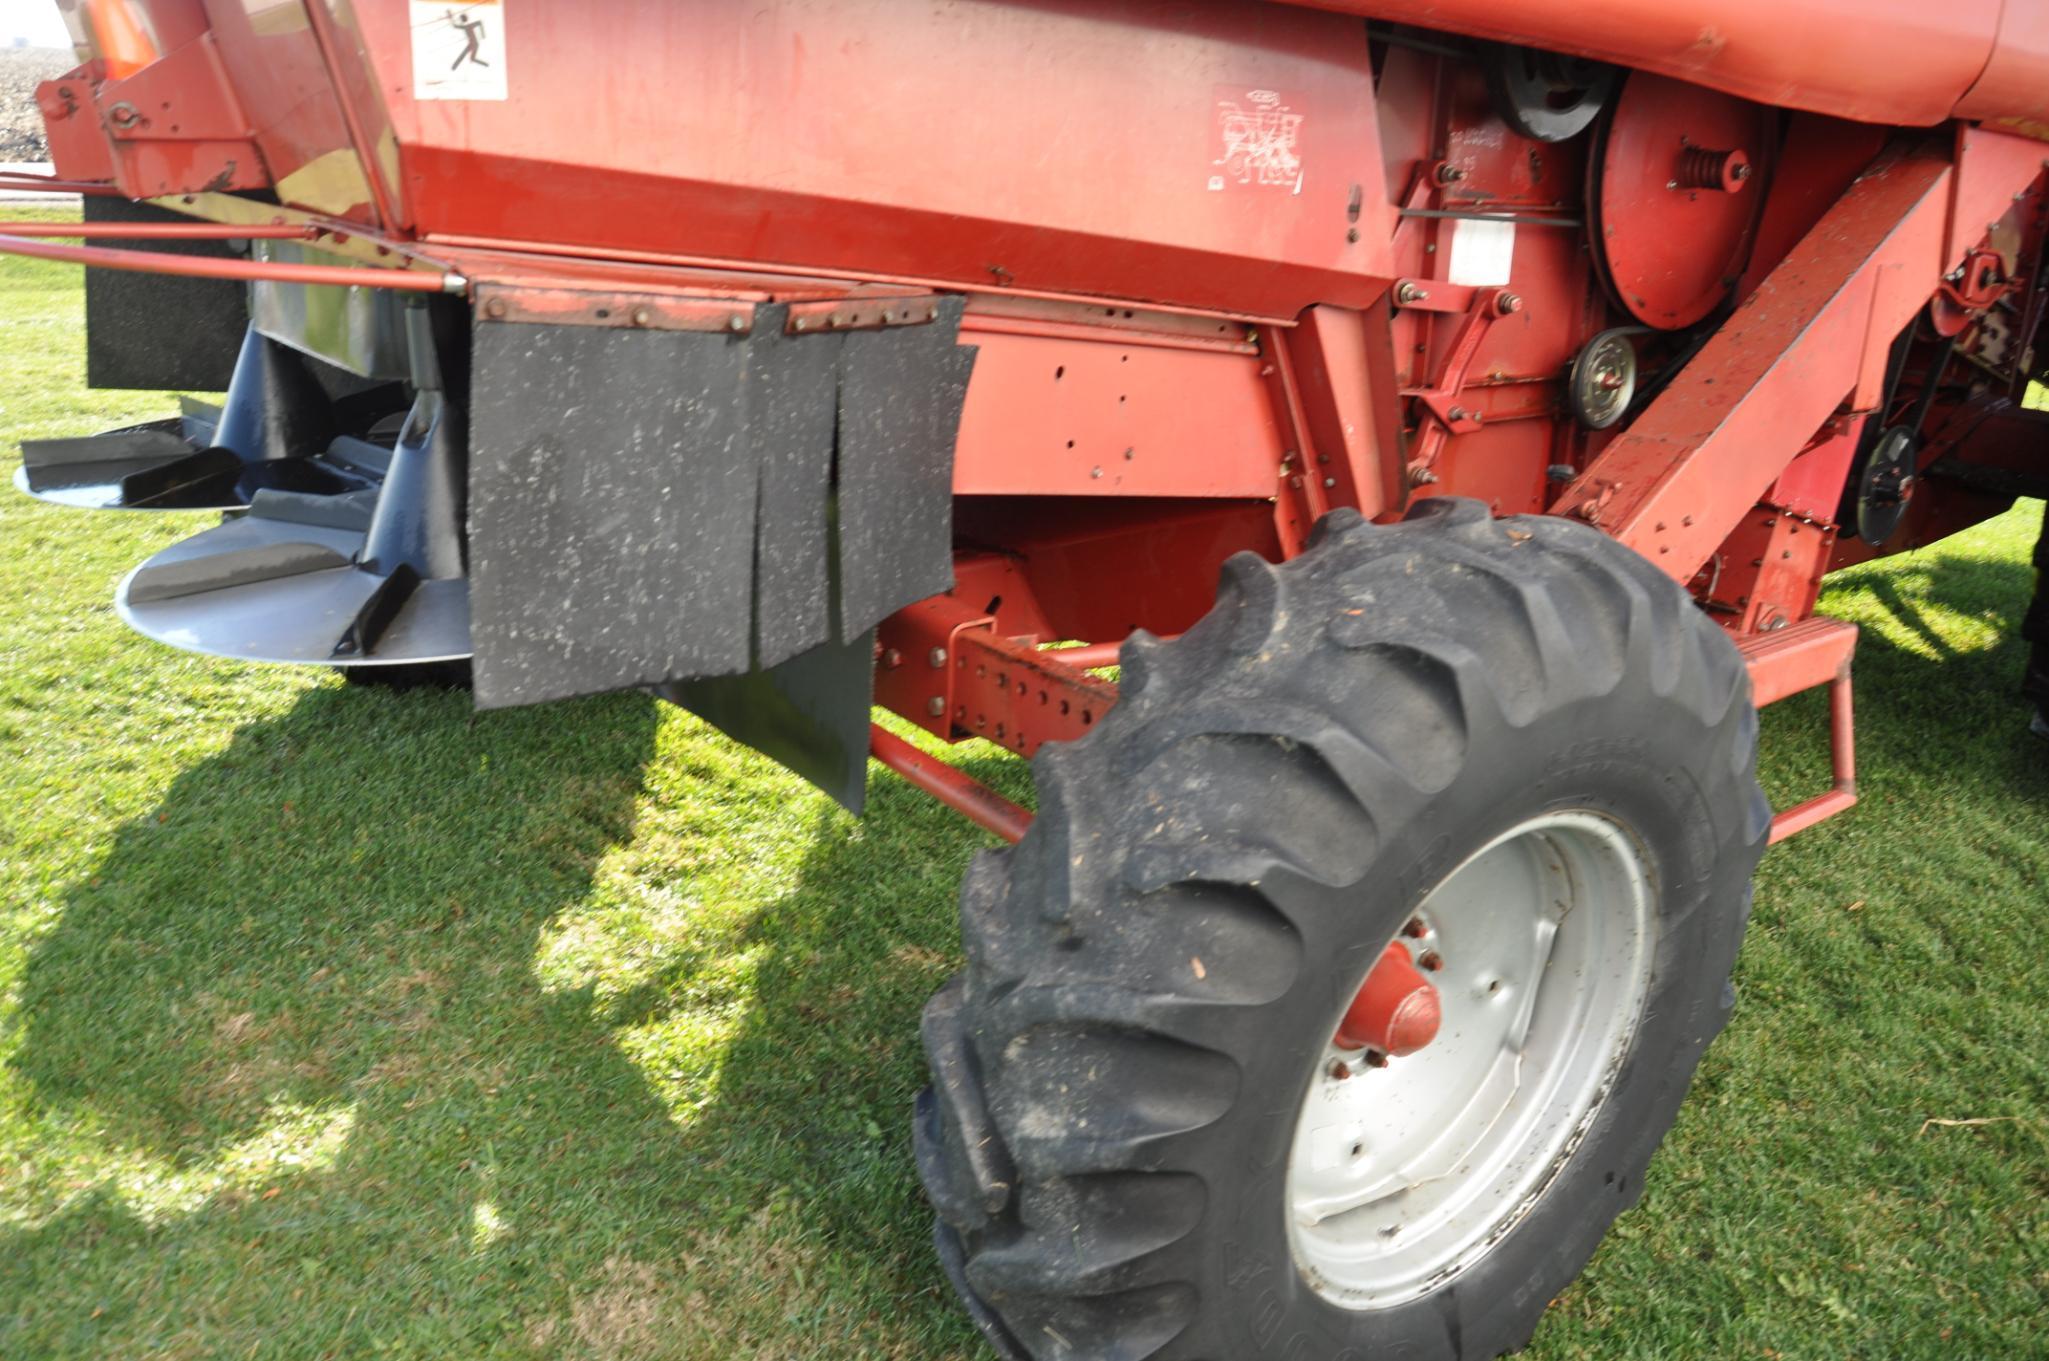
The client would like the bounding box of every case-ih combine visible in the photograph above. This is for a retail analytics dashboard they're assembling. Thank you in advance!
[9,1,2049,1356]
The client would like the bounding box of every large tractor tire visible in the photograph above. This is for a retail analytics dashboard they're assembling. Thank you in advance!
[915,498,1769,1360]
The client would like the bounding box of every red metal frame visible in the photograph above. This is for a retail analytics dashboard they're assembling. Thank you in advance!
[1741,618,1861,843]
[32,0,2049,851]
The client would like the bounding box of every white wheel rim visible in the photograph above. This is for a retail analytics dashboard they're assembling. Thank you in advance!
[1286,811,1656,1308]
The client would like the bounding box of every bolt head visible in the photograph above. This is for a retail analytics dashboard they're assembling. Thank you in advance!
[928,647,948,668]
[882,648,903,669]
[926,696,946,717]
[1327,1059,1352,1081]
[728,313,747,332]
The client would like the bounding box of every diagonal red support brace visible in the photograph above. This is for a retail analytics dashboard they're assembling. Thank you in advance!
[1553,134,2044,582]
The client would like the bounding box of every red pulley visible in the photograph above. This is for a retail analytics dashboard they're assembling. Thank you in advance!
[1334,941,1442,1057]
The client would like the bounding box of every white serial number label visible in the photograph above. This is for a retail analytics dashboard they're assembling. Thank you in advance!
[412,1,507,102]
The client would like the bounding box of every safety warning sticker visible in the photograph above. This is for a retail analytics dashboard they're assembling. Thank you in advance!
[412,1,507,102]
[1209,86,1305,193]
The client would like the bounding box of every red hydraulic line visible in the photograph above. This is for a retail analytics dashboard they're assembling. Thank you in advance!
[869,724,1032,844]
[0,221,314,240]
[0,232,462,293]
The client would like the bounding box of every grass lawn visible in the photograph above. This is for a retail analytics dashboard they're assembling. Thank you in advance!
[1,223,2045,1360]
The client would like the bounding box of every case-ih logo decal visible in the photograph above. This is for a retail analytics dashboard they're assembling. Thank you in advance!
[412,0,508,102]
[1210,87,1304,193]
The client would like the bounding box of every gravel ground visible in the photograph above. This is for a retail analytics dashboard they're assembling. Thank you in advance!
[0,49,73,162]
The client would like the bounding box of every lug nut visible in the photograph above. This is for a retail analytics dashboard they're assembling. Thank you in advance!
[1327,1059,1352,1081]
[1418,950,1444,972]
[1402,917,1426,938]
[1363,1049,1389,1068]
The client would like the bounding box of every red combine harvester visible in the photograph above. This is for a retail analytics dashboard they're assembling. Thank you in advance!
[11,1,2049,1356]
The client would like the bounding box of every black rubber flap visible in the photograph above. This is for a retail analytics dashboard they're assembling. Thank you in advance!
[467,299,972,713]
[659,626,878,813]
[837,304,977,635]
[84,197,244,392]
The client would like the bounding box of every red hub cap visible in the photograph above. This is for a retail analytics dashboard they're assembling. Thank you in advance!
[1333,941,1441,1057]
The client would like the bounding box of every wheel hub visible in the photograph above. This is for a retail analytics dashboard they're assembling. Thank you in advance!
[1287,812,1656,1309]
[1333,941,1441,1058]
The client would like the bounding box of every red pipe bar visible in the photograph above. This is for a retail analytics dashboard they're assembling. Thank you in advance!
[0,174,120,197]
[0,221,314,240]
[0,232,463,293]
[1045,640,1124,669]
[869,724,1032,844]
[1039,633,1180,670]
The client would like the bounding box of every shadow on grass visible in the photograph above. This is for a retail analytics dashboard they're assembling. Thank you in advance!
[1769,543,2049,810]
[0,677,1004,1357]
[2,533,2039,1359]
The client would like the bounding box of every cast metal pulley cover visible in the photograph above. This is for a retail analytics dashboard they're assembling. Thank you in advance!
[1569,328,1640,430]
[1484,43,1620,143]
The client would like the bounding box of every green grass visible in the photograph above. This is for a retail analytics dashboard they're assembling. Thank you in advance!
[0,223,2044,1358]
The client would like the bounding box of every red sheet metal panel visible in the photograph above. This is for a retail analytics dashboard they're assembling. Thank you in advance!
[199,0,375,216]
[343,0,1398,317]
[1957,2,2049,133]
[1281,0,2000,129]
[951,329,1287,497]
